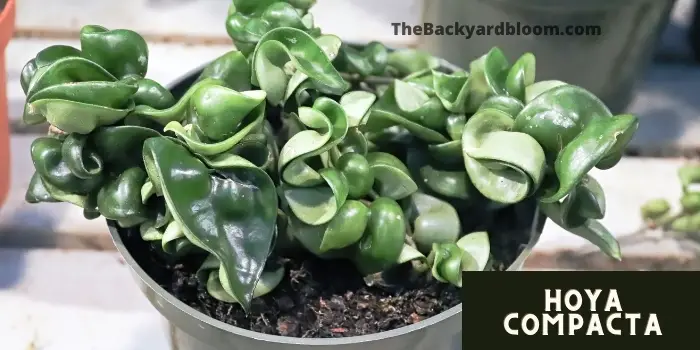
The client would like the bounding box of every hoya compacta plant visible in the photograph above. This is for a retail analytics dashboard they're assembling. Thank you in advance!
[22,0,638,314]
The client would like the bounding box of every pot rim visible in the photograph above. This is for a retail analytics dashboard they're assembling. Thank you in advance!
[107,54,543,345]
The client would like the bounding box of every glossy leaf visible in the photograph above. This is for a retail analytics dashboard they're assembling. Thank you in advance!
[196,50,252,92]
[143,137,277,312]
[30,137,104,195]
[21,45,83,94]
[365,152,417,200]
[197,254,285,304]
[163,87,267,156]
[226,1,318,57]
[97,167,150,228]
[340,91,376,128]
[465,47,535,112]
[79,25,149,79]
[540,201,620,260]
[386,49,440,76]
[251,27,349,105]
[335,42,388,76]
[461,108,546,204]
[432,70,469,114]
[403,193,461,254]
[353,197,406,275]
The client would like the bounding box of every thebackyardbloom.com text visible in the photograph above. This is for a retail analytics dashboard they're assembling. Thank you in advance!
[391,22,602,39]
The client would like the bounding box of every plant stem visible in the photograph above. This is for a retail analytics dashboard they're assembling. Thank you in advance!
[340,72,395,86]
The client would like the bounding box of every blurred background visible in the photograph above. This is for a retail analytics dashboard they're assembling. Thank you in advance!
[1,0,699,348]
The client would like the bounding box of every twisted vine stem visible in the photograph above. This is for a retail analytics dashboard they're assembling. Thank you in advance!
[23,0,638,312]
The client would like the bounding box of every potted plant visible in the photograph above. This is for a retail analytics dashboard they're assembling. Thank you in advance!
[0,0,15,209]
[21,1,638,349]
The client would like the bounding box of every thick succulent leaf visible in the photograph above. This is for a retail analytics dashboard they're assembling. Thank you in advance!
[428,243,478,287]
[335,42,388,76]
[558,175,606,227]
[30,137,104,195]
[540,201,620,260]
[465,48,536,112]
[403,193,461,254]
[28,81,136,109]
[464,47,509,111]
[478,95,524,119]
[139,220,165,241]
[539,114,638,203]
[278,97,349,186]
[363,108,449,144]
[678,164,700,192]
[197,254,284,304]
[196,50,252,91]
[373,80,449,131]
[132,78,176,110]
[314,34,343,61]
[283,167,349,226]
[287,199,369,255]
[96,167,150,228]
[455,231,490,272]
[226,1,316,57]
[89,125,161,173]
[640,199,671,220]
[432,70,469,114]
[26,56,116,99]
[21,45,83,94]
[163,87,267,156]
[681,192,700,213]
[461,108,546,204]
[61,133,104,179]
[386,49,440,76]
[281,34,343,105]
[504,53,536,101]
[524,80,567,103]
[396,243,426,264]
[419,166,472,200]
[670,214,700,233]
[340,91,376,128]
[23,56,120,127]
[26,172,90,208]
[402,69,437,95]
[133,78,220,125]
[513,84,634,167]
[426,231,489,287]
[142,137,277,312]
[25,172,60,204]
[512,84,639,203]
[31,97,135,135]
[333,152,374,199]
[353,197,406,275]
[251,27,349,105]
[79,25,149,79]
[365,152,417,200]
[186,87,265,141]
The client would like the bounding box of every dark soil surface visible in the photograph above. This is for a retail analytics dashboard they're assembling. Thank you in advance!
[119,200,540,338]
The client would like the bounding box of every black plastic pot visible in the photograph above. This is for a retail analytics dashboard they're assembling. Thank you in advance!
[418,0,676,114]
[107,66,549,349]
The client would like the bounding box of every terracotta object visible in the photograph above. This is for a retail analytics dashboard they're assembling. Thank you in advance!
[0,0,14,209]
